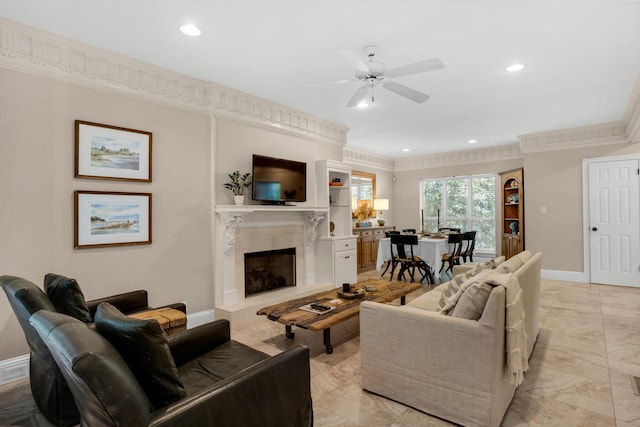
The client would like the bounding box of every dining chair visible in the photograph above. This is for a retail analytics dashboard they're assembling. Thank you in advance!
[438,233,464,277]
[390,234,434,284]
[460,230,477,263]
[380,231,401,277]
[402,228,417,234]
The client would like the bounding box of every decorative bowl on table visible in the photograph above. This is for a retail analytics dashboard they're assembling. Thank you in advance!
[338,288,366,299]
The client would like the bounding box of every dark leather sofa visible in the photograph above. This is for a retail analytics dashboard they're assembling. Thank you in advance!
[0,274,186,426]
[3,275,313,426]
[30,310,314,427]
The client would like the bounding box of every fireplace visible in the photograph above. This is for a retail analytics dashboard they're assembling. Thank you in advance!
[244,247,296,297]
[214,211,333,328]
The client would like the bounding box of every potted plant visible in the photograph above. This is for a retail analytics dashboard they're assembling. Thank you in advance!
[223,171,252,205]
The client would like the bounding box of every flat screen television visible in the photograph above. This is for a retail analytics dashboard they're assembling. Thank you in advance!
[252,154,307,204]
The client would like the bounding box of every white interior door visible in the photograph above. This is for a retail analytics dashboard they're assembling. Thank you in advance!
[589,159,640,286]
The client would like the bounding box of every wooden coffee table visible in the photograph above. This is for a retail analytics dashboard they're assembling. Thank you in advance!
[257,278,421,354]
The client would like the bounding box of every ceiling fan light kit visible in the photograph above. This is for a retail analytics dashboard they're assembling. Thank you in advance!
[311,45,444,108]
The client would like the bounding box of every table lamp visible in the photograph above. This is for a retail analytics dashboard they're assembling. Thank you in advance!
[373,199,389,226]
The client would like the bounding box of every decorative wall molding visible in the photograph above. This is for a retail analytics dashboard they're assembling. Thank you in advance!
[214,205,328,254]
[518,121,628,153]
[0,18,348,146]
[304,212,327,246]
[3,17,639,169]
[393,143,522,172]
[343,147,395,171]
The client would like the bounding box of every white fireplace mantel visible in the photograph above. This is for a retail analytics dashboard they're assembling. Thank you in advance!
[214,205,328,254]
[213,204,331,313]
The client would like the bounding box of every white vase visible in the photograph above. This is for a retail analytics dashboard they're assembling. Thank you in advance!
[234,195,244,205]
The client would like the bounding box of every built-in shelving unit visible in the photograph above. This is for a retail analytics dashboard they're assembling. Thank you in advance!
[499,167,524,259]
[315,160,357,287]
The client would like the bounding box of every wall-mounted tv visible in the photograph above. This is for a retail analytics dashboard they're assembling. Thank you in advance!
[252,154,307,204]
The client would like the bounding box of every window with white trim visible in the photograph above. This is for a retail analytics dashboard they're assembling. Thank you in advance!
[419,174,496,253]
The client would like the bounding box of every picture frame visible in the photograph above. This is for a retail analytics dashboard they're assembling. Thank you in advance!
[74,191,152,249]
[75,120,152,182]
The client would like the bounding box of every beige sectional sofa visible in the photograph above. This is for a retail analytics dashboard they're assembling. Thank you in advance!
[360,250,542,427]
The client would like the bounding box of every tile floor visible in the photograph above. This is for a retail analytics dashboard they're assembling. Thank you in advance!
[2,272,640,426]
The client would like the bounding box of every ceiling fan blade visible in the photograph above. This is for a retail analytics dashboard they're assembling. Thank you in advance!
[382,81,430,103]
[386,58,444,79]
[299,78,355,87]
[346,85,369,107]
[337,50,369,73]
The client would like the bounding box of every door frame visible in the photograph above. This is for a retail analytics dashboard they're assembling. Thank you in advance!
[582,153,640,284]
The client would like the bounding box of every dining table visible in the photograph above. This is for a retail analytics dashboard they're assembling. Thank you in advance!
[376,236,452,280]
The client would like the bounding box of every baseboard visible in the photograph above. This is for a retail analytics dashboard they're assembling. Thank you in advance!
[541,269,588,283]
[0,354,29,385]
[187,309,215,329]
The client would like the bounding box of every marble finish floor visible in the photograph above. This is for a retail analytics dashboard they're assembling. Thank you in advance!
[2,272,640,426]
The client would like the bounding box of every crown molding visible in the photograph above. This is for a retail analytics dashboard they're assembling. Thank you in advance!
[0,17,348,146]
[342,147,395,171]
[393,143,522,172]
[518,121,628,154]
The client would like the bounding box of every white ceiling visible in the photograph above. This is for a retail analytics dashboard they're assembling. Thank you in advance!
[2,1,640,158]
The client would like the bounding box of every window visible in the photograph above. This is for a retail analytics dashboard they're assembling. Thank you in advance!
[420,175,496,252]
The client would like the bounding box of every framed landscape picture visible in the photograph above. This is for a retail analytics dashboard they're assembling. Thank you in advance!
[75,191,152,249]
[75,120,152,182]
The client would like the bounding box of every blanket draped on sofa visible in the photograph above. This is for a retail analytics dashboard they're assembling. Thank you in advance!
[441,271,528,385]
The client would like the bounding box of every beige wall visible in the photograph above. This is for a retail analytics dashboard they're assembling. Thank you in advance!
[392,142,640,273]
[215,118,343,206]
[0,69,346,361]
[524,142,640,272]
[393,159,523,241]
[0,68,215,359]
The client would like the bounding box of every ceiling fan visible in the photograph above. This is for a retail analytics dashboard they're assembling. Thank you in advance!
[304,45,444,107]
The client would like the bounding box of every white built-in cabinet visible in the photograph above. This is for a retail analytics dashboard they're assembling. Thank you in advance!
[315,160,357,287]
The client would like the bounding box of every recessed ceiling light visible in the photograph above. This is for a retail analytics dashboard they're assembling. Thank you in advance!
[180,23,201,36]
[468,139,477,144]
[357,101,369,108]
[506,63,525,72]
[402,148,410,152]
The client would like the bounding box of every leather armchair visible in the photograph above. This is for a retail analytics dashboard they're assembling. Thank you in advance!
[30,310,313,427]
[0,275,186,426]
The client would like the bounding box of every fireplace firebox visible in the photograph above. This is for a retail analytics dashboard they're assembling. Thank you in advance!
[244,248,296,297]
